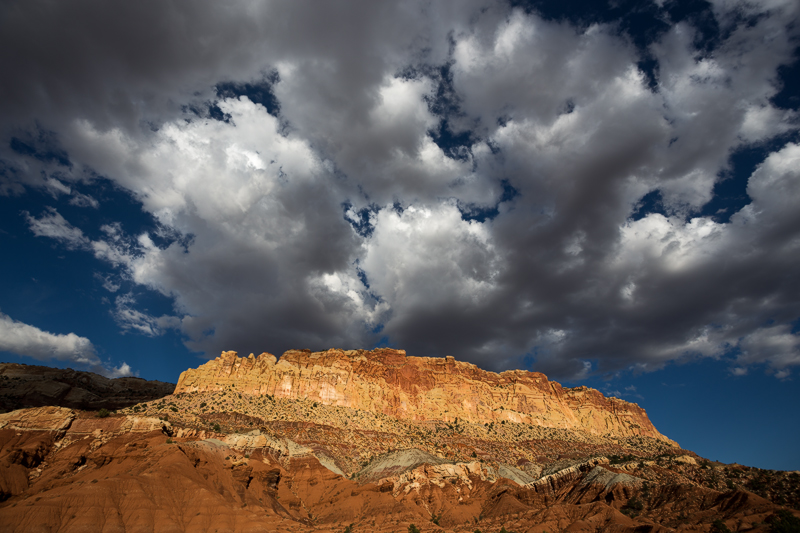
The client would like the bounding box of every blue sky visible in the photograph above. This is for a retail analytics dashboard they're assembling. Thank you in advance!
[1,0,799,470]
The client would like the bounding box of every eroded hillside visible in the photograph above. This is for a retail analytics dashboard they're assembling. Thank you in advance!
[0,352,798,533]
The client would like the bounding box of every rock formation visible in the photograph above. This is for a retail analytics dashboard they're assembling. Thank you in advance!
[0,362,174,412]
[1,403,797,533]
[0,350,798,532]
[175,348,675,443]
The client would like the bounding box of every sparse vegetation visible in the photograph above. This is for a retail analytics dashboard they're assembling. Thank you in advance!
[622,496,644,517]
[767,510,800,533]
[711,519,732,533]
[609,454,635,465]
[96,408,110,418]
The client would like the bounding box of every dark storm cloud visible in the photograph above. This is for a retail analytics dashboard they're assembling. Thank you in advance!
[4,0,800,379]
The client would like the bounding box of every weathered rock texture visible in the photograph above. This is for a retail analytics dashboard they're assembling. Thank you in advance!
[1,405,797,533]
[176,348,676,443]
[0,362,174,412]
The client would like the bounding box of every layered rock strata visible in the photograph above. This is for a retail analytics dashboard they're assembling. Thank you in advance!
[175,348,676,444]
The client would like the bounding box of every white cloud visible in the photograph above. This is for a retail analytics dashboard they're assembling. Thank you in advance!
[737,324,800,371]
[362,202,501,312]
[0,311,98,365]
[24,207,89,249]
[0,312,132,377]
[68,192,99,208]
[107,362,135,378]
[5,1,800,380]
[113,294,180,337]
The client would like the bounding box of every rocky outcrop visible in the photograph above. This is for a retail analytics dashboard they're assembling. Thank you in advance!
[175,348,676,443]
[0,406,75,432]
[0,362,174,412]
[0,404,798,533]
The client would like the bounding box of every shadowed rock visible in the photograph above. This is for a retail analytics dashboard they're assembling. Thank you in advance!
[0,362,174,412]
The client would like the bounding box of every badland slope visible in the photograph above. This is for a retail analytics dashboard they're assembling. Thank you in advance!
[0,362,174,412]
[175,348,675,444]
[0,350,798,532]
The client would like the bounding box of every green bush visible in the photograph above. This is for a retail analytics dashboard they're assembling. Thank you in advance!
[767,510,800,533]
[711,519,732,533]
[408,524,421,533]
[625,497,644,511]
[213,423,221,432]
[96,408,110,418]
[622,496,644,517]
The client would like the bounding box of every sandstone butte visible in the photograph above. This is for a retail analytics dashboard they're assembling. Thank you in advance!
[174,347,676,445]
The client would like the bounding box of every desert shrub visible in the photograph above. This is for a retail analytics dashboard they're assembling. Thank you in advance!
[213,423,221,432]
[711,519,732,533]
[622,496,645,517]
[96,408,110,418]
[408,524,421,533]
[767,510,800,533]
[609,454,635,465]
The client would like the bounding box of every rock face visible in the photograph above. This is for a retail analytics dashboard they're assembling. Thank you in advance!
[175,348,675,443]
[0,362,174,412]
[0,385,798,532]
[3,350,797,532]
[1,405,797,533]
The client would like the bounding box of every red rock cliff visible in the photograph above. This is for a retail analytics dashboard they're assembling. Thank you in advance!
[175,348,676,444]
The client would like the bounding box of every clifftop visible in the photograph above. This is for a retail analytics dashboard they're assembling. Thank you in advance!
[175,348,675,445]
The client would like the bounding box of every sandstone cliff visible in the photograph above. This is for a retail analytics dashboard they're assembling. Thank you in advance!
[175,348,676,444]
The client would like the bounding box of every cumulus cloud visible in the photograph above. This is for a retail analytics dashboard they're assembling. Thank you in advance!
[0,312,132,377]
[4,1,800,380]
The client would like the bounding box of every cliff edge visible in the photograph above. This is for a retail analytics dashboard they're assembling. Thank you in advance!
[175,348,676,445]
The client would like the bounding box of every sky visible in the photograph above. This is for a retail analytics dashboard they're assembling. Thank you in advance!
[0,0,798,470]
